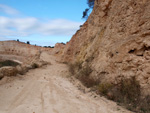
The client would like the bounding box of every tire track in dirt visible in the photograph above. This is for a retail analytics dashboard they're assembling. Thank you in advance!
[40,92,44,113]
[7,80,35,113]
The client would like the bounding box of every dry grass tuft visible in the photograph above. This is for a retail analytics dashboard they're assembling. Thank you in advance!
[97,77,150,113]
[68,61,150,113]
[68,61,99,88]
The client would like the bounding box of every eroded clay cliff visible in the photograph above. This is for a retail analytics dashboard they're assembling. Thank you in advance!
[0,41,52,63]
[62,0,150,94]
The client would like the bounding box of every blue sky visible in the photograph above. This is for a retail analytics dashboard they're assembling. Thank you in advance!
[0,0,87,46]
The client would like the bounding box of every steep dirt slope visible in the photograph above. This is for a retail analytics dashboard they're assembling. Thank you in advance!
[0,53,131,113]
[62,0,150,94]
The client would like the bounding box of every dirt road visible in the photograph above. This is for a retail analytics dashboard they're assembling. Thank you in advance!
[0,53,131,113]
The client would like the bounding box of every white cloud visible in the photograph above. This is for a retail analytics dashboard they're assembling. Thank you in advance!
[0,4,83,43]
[0,36,8,40]
[0,16,82,38]
[38,19,82,35]
[0,4,19,15]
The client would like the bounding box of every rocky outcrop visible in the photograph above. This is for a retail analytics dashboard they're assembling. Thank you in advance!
[15,60,48,75]
[0,66,18,79]
[51,43,65,55]
[62,0,150,94]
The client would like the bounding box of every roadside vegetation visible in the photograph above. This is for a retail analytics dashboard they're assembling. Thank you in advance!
[82,0,95,19]
[69,61,99,88]
[68,61,150,113]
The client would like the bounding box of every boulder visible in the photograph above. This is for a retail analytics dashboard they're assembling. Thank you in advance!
[0,66,18,79]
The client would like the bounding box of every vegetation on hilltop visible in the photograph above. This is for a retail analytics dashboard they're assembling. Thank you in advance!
[82,0,95,19]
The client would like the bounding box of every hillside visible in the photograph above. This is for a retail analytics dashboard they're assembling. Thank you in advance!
[60,0,150,112]
[62,0,150,94]
[0,41,52,63]
[0,0,150,112]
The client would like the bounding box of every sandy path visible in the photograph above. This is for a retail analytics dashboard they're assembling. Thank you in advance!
[0,53,131,113]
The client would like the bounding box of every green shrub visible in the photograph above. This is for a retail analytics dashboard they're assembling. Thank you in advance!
[27,41,30,44]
